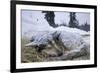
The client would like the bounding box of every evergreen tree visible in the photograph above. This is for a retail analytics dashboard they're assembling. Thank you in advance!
[78,21,90,31]
[69,12,79,28]
[83,22,90,31]
[42,11,57,28]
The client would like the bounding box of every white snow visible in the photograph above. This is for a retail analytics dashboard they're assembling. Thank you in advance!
[25,31,55,46]
[22,12,54,38]
[54,26,89,36]
[25,27,87,49]
[54,31,86,50]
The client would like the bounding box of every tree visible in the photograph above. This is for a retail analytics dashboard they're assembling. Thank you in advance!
[78,21,90,31]
[69,12,79,28]
[83,22,90,31]
[42,11,57,28]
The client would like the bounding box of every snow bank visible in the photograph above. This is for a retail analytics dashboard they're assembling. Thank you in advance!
[53,31,86,51]
[54,26,89,36]
[25,26,89,48]
[25,29,87,51]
